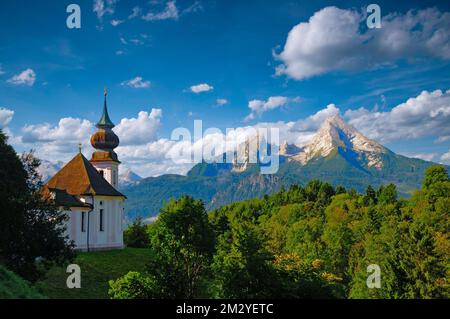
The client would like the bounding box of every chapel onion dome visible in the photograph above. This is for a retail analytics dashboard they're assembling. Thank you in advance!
[90,88,120,151]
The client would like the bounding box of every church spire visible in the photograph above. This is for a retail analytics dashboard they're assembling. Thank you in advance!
[96,86,115,129]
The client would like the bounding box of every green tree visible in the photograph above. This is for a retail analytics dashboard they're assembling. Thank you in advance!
[124,217,150,248]
[147,196,215,298]
[211,220,276,298]
[422,165,450,190]
[363,185,377,206]
[0,131,75,282]
[377,184,397,205]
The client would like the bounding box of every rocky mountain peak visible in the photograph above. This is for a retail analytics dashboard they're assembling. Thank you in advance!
[119,169,142,187]
[291,115,387,168]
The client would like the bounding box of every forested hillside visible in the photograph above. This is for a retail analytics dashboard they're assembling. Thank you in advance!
[115,165,450,299]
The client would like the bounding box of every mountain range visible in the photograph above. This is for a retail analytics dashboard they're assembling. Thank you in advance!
[123,115,440,220]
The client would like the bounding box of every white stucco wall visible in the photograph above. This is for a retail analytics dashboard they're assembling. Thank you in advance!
[91,161,119,189]
[64,196,125,251]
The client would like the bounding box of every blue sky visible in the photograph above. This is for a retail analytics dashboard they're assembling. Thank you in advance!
[1,0,450,176]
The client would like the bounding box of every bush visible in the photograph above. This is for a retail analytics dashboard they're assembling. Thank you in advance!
[124,217,150,248]
[108,271,155,299]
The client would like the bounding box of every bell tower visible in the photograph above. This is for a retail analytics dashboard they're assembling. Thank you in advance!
[90,87,120,189]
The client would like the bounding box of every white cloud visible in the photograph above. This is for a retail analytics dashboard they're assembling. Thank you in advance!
[344,89,450,143]
[110,19,123,26]
[400,152,438,162]
[245,96,300,121]
[441,150,450,164]
[93,0,118,20]
[7,69,36,86]
[0,108,14,128]
[120,36,128,45]
[18,118,93,161]
[113,109,162,146]
[128,6,141,19]
[12,89,450,178]
[216,98,228,106]
[182,1,203,15]
[21,118,92,144]
[120,34,149,46]
[142,1,179,21]
[0,64,5,75]
[190,83,214,93]
[275,7,450,80]
[121,76,151,89]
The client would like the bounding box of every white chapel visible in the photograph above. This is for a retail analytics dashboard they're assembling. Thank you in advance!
[44,89,126,251]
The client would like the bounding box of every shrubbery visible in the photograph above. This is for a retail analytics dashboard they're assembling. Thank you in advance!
[124,217,150,248]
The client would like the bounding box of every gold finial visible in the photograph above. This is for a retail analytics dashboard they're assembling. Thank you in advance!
[78,143,82,153]
[104,85,107,97]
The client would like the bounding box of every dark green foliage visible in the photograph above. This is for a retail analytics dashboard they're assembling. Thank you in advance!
[124,217,150,248]
[0,130,75,282]
[0,265,45,299]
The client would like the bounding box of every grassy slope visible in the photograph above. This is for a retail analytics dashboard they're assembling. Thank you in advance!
[36,248,153,299]
[0,265,45,299]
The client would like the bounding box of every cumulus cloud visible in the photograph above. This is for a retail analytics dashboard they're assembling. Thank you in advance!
[7,69,36,86]
[113,109,162,146]
[142,1,179,21]
[93,0,118,20]
[11,89,450,177]
[0,108,14,128]
[21,118,92,144]
[190,83,214,93]
[245,96,300,121]
[121,76,151,88]
[344,89,450,143]
[275,7,450,80]
[18,118,93,161]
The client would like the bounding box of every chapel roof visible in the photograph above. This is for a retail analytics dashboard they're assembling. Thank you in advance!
[47,188,93,209]
[44,153,125,198]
